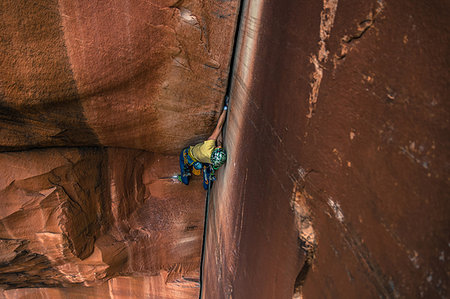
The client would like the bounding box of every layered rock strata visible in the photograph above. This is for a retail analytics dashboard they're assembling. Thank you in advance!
[0,148,206,296]
[0,149,106,288]
[0,274,199,299]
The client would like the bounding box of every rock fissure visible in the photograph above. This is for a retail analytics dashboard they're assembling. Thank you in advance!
[306,0,339,119]
[333,0,385,66]
[290,182,317,299]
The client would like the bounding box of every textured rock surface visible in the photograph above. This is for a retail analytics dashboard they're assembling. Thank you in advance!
[0,0,239,153]
[0,274,199,299]
[0,148,107,288]
[203,0,449,298]
[0,0,240,297]
[0,148,205,296]
[105,149,206,279]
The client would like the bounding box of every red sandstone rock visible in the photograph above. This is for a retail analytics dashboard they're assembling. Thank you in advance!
[106,149,206,278]
[0,0,239,296]
[203,0,449,298]
[0,274,199,299]
[0,0,240,153]
[0,148,205,296]
[0,149,107,288]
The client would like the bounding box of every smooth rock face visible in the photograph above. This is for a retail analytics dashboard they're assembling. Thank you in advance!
[203,0,449,298]
[0,0,239,153]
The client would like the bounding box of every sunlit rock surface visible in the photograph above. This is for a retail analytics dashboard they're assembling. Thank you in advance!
[0,0,239,153]
[202,0,449,298]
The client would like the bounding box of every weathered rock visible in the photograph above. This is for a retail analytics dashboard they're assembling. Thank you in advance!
[0,274,199,299]
[0,0,240,153]
[0,148,107,288]
[0,0,240,297]
[0,0,241,297]
[203,0,449,298]
[0,148,205,296]
[105,149,206,277]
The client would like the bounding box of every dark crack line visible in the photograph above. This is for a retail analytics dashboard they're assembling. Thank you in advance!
[198,0,245,297]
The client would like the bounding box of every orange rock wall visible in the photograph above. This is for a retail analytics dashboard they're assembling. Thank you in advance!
[0,149,107,288]
[0,275,199,299]
[0,148,206,297]
[202,0,449,298]
[0,0,239,153]
[0,0,240,297]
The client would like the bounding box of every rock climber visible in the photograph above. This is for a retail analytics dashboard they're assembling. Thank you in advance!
[178,105,228,190]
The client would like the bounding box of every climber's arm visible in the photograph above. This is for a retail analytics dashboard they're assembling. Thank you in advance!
[207,109,227,141]
[216,130,223,147]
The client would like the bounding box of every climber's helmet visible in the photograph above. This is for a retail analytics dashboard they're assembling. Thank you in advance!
[210,148,227,170]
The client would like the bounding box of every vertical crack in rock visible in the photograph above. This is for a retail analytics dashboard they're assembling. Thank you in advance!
[333,0,385,68]
[290,183,317,299]
[306,0,339,119]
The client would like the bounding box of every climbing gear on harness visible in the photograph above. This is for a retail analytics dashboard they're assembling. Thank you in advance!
[182,148,201,176]
[210,148,227,169]
[193,161,202,170]
[179,149,190,185]
[202,164,214,190]
[177,172,190,179]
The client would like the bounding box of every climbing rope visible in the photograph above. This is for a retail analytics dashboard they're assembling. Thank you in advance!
[198,94,231,298]
[198,0,244,296]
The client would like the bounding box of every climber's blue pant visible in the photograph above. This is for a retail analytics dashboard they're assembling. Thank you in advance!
[179,148,190,185]
[180,147,213,190]
[202,164,212,190]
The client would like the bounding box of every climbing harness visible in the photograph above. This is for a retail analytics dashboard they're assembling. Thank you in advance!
[202,164,217,190]
[182,148,202,176]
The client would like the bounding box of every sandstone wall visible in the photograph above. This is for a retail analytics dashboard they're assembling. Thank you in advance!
[0,148,206,296]
[0,0,239,153]
[203,0,449,298]
[0,0,240,297]
[0,274,199,299]
[0,149,107,288]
